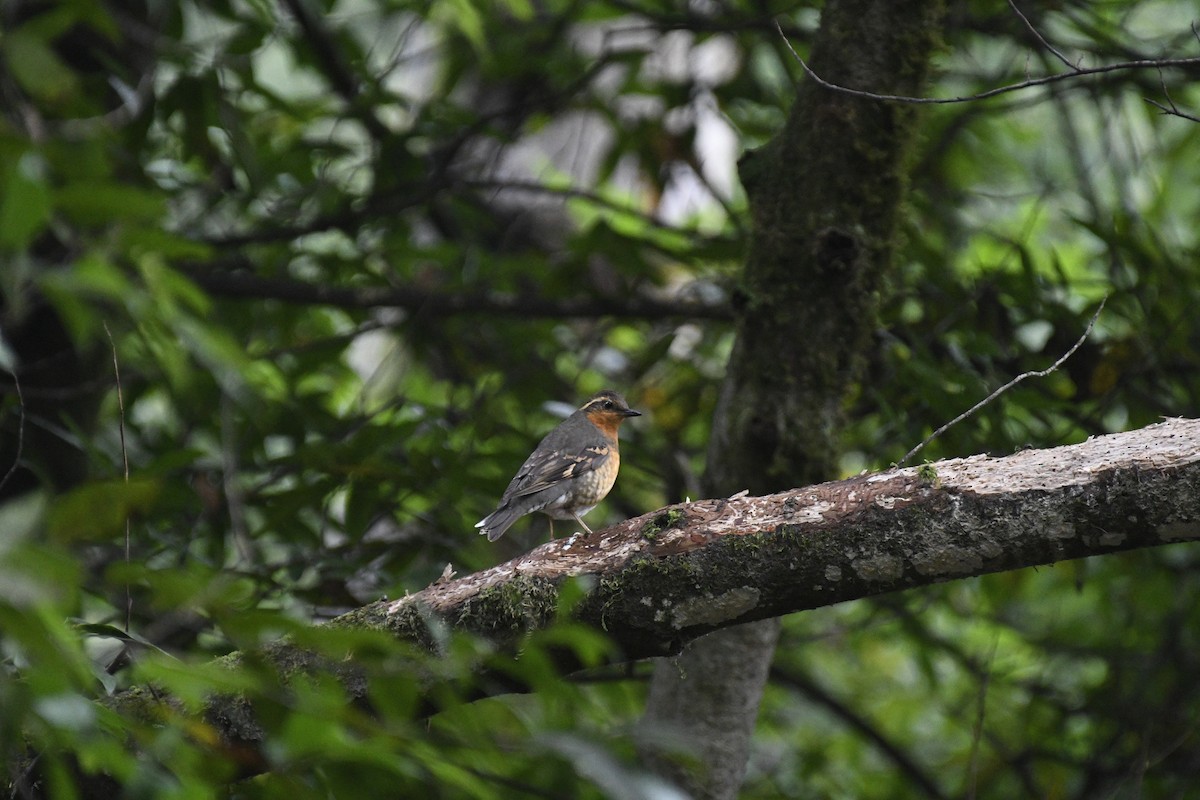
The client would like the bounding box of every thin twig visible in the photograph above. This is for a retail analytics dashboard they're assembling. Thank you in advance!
[0,369,25,495]
[103,322,132,633]
[220,395,254,565]
[774,19,1200,105]
[462,177,697,235]
[965,640,998,800]
[1144,97,1200,123]
[1006,0,1074,69]
[1145,68,1200,122]
[900,298,1107,467]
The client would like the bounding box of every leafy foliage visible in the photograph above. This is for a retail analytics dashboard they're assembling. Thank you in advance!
[1,0,1198,796]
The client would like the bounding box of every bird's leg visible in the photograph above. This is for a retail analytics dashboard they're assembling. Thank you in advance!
[571,513,594,534]
[547,517,555,541]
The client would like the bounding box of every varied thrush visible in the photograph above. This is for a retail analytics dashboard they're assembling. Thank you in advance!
[476,390,641,542]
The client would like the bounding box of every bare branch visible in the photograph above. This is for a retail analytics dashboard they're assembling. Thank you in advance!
[1145,67,1200,122]
[1145,97,1200,123]
[280,0,391,142]
[1006,0,1074,69]
[199,172,729,250]
[774,19,1200,105]
[462,177,729,236]
[102,322,132,634]
[220,396,255,566]
[184,268,735,320]
[0,368,25,496]
[899,299,1105,467]
[965,641,996,800]
[201,191,432,248]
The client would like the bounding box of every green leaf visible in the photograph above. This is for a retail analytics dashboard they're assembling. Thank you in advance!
[54,182,166,226]
[74,622,178,659]
[435,0,487,55]
[2,28,80,105]
[34,693,97,731]
[47,478,162,542]
[0,493,46,549]
[138,257,211,317]
[0,538,80,608]
[497,0,534,21]
[0,149,52,249]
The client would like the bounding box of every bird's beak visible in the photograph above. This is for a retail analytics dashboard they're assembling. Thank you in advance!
[623,408,643,417]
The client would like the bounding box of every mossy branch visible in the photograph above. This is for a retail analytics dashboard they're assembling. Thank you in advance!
[387,417,1200,659]
[94,418,1200,778]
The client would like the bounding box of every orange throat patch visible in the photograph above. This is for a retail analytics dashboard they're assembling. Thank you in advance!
[586,410,628,441]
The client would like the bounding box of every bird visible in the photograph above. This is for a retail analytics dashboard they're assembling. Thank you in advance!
[476,390,641,542]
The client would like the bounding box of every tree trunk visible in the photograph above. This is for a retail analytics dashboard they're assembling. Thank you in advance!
[639,620,781,797]
[636,0,945,795]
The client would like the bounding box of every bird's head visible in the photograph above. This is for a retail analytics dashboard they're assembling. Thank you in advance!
[580,390,641,437]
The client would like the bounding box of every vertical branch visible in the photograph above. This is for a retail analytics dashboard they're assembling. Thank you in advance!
[965,641,997,800]
[279,0,391,142]
[102,322,132,633]
[1006,0,1074,68]
[220,395,254,565]
[0,369,25,496]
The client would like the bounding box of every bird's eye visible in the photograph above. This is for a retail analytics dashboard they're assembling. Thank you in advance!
[603,400,614,409]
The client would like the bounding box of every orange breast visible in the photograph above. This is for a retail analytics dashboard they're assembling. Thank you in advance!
[572,449,620,506]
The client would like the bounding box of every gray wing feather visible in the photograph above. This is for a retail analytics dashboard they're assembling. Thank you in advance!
[476,414,610,541]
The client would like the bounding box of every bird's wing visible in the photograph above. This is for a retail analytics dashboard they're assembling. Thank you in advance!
[501,443,612,501]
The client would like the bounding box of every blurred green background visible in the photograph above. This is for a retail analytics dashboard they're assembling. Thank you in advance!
[1,0,1199,796]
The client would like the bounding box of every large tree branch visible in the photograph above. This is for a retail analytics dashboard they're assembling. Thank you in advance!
[385,418,1200,655]
[100,417,1200,763]
[69,418,1200,796]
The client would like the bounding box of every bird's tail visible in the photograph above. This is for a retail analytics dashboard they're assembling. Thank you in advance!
[475,506,522,542]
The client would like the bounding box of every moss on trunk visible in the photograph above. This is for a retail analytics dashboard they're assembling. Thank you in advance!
[710,0,945,496]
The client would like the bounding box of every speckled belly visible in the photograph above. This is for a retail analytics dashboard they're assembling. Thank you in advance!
[541,451,620,519]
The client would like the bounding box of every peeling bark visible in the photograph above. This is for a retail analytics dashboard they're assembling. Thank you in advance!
[384,418,1200,655]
